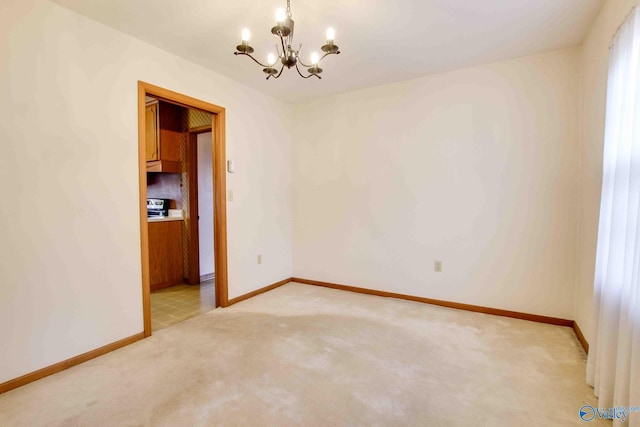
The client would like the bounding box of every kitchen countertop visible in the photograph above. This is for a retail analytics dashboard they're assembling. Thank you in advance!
[147,216,184,223]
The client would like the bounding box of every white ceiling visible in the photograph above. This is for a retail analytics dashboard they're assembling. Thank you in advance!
[50,0,604,104]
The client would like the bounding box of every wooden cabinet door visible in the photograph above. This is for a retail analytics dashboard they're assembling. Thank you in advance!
[145,102,159,161]
[148,221,184,290]
[157,101,182,162]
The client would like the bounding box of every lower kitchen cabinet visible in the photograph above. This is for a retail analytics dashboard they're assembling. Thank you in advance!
[148,220,183,291]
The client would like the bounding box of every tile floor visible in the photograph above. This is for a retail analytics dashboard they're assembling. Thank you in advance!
[150,280,216,331]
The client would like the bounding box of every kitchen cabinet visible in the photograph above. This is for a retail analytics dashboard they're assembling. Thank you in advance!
[145,102,159,160]
[146,100,183,173]
[148,220,184,291]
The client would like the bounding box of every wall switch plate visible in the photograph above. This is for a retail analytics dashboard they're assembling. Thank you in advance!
[257,254,262,265]
[227,160,235,173]
[227,190,233,201]
[434,261,442,272]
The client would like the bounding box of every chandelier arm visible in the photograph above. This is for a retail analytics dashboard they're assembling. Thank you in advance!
[266,64,285,80]
[295,62,320,79]
[234,52,269,68]
[298,57,312,68]
[271,64,286,79]
[298,46,316,68]
[319,51,338,63]
[299,51,337,68]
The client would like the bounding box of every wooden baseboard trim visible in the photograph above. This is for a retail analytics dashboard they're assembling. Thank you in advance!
[227,277,294,306]
[572,321,589,353]
[0,332,145,395]
[1,279,583,394]
[292,277,574,327]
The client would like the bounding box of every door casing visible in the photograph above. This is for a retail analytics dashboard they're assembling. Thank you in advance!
[138,81,228,337]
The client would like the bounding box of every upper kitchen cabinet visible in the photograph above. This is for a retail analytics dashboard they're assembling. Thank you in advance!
[145,102,159,160]
[146,100,183,173]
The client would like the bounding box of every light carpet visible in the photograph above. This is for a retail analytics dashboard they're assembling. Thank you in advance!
[0,283,605,426]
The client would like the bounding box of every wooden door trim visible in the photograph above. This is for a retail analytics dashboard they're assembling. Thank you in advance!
[138,81,228,338]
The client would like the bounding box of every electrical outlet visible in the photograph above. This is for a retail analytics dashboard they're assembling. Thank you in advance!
[434,261,442,272]
[257,254,262,265]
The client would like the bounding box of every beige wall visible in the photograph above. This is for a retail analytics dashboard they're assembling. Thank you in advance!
[576,0,640,343]
[293,48,581,319]
[0,0,293,383]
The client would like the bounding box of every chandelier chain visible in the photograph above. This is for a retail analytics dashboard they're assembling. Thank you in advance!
[286,0,292,18]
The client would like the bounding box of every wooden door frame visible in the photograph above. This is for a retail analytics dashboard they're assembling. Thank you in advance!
[138,81,228,337]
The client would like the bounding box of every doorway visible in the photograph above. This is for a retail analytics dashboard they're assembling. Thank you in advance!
[138,82,229,337]
[195,131,215,282]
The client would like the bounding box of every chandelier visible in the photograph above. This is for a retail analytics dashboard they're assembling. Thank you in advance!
[234,0,340,80]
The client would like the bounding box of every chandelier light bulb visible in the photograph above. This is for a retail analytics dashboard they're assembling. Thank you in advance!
[276,8,286,23]
[241,28,251,42]
[311,52,319,65]
[326,27,335,42]
[267,53,276,66]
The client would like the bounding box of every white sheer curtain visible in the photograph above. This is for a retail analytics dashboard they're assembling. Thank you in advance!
[586,6,640,427]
